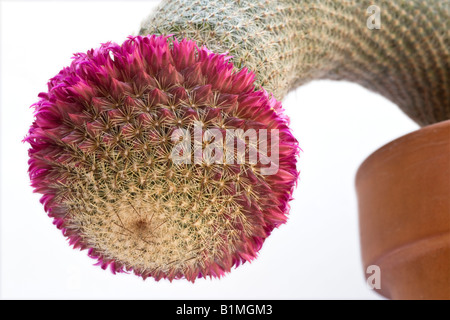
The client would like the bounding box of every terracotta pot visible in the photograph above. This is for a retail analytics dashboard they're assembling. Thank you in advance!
[356,120,450,300]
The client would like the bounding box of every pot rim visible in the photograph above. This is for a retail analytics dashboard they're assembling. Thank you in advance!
[355,119,450,185]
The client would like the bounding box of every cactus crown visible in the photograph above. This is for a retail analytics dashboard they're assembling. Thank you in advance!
[26,35,299,281]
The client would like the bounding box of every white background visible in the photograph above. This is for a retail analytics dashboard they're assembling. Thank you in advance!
[0,1,419,299]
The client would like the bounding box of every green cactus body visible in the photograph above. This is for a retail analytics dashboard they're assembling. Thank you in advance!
[140,0,450,126]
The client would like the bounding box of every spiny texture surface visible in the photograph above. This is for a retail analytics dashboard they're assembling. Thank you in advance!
[140,0,450,126]
[26,35,299,281]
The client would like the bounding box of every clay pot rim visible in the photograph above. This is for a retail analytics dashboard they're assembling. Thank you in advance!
[356,119,450,184]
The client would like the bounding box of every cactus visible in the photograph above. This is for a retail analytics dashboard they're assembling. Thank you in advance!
[26,35,299,281]
[141,0,450,126]
[26,0,449,282]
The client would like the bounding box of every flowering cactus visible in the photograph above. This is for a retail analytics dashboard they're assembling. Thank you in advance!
[26,35,299,281]
[26,0,449,281]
